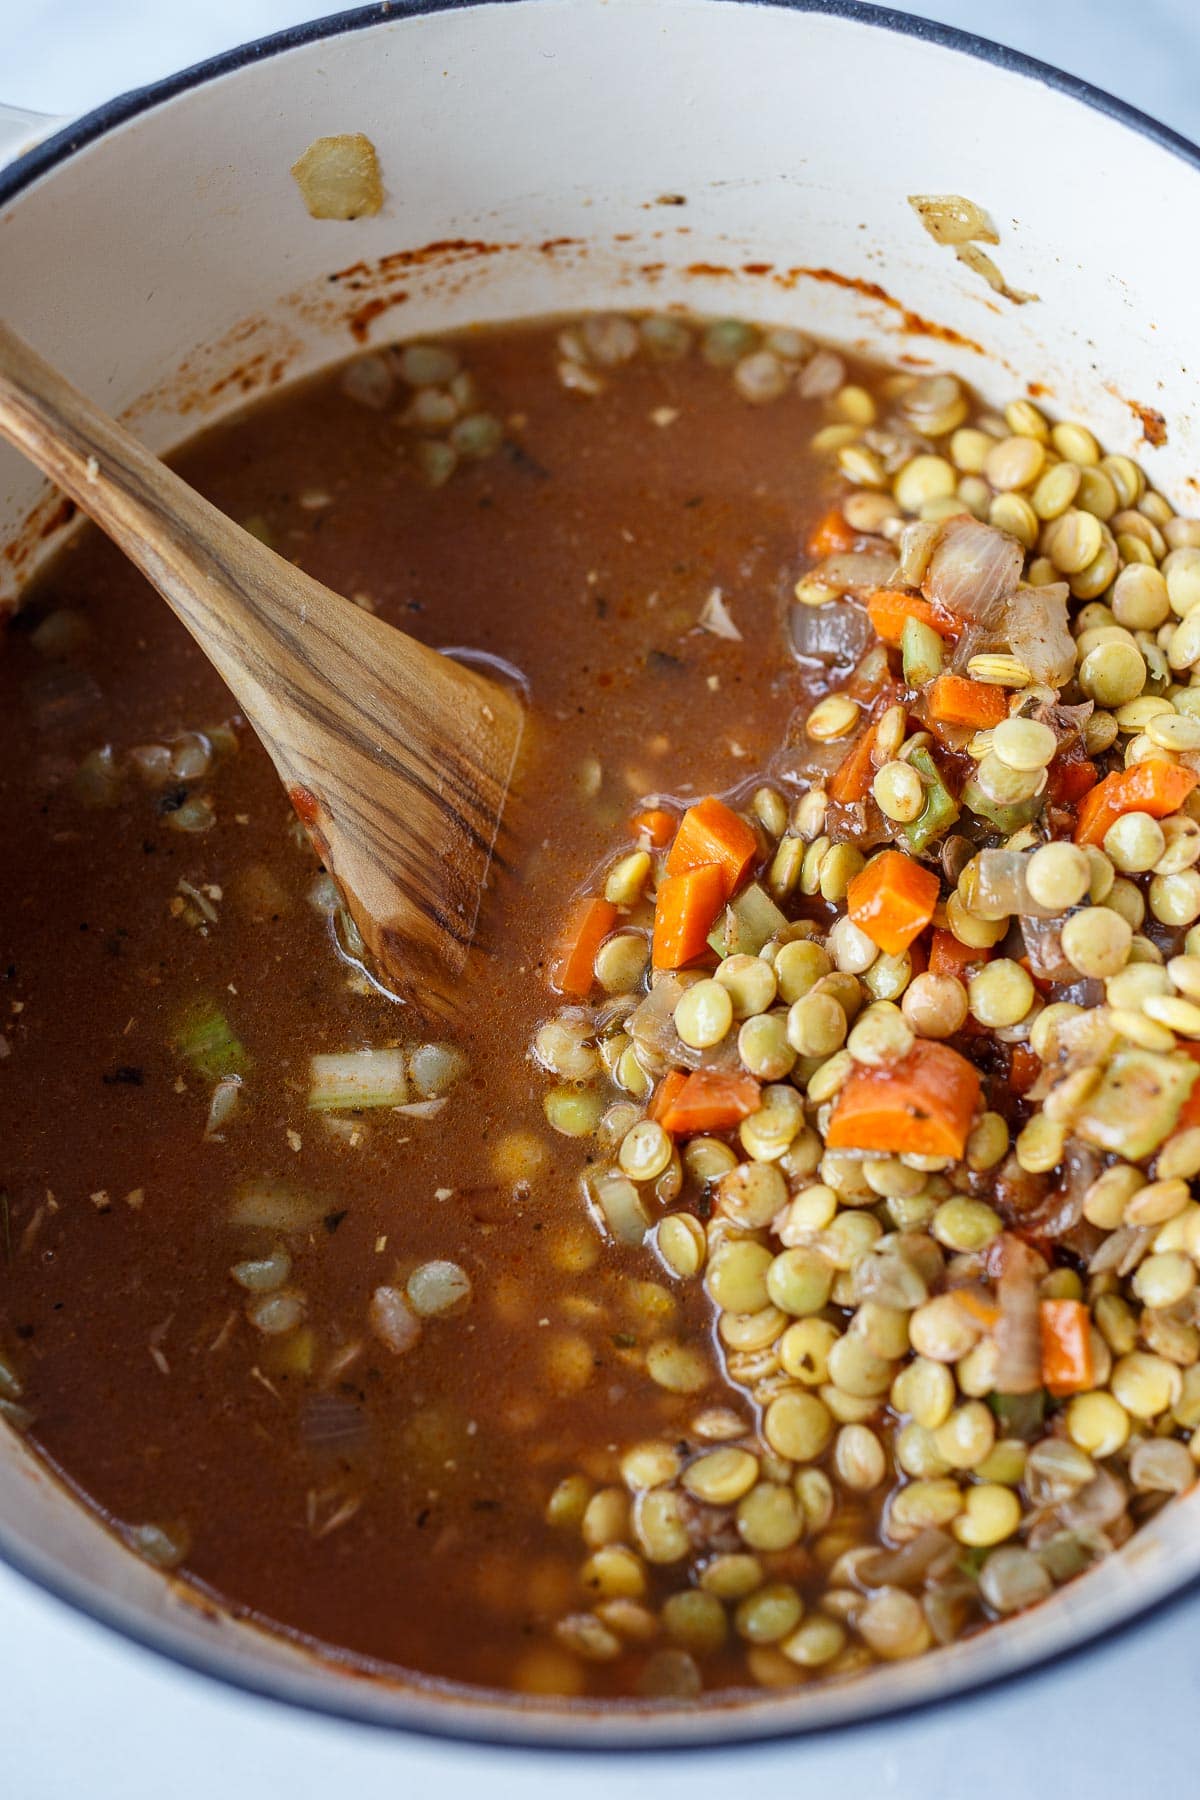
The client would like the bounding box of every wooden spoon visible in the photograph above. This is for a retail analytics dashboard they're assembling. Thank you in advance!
[0,320,524,1014]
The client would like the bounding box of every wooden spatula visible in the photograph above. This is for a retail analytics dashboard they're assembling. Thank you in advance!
[0,320,524,1014]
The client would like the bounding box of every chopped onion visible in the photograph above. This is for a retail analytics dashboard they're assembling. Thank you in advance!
[698,587,742,641]
[393,1097,447,1119]
[955,242,1038,306]
[409,1042,468,1098]
[824,796,893,851]
[587,1169,650,1246]
[812,550,899,595]
[369,1285,422,1355]
[924,516,1023,626]
[308,1048,408,1111]
[857,1529,956,1590]
[290,133,383,220]
[178,878,219,924]
[1006,584,1075,688]
[992,1237,1043,1395]
[908,193,999,247]
[789,598,872,668]
[960,850,1057,922]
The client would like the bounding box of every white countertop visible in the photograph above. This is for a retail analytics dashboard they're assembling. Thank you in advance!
[4,3,1200,1794]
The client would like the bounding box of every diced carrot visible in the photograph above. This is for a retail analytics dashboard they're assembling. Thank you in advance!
[927,674,1008,730]
[649,1068,688,1125]
[1046,754,1097,808]
[866,588,962,648]
[652,863,726,970]
[805,506,856,560]
[659,1068,763,1137]
[928,928,990,980]
[1009,1042,1041,1096]
[847,850,940,957]
[1074,761,1200,847]
[551,896,618,997]
[630,807,677,848]
[828,722,880,805]
[665,796,758,899]
[1040,1299,1095,1397]
[826,1039,982,1159]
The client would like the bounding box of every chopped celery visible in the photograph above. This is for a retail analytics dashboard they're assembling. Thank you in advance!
[174,1001,250,1082]
[897,748,960,854]
[960,775,1042,835]
[988,1389,1046,1441]
[707,881,788,957]
[1074,1050,1198,1161]
[901,616,944,687]
[308,1048,408,1111]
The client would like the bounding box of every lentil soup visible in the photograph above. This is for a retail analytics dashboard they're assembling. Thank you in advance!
[3,313,1200,1703]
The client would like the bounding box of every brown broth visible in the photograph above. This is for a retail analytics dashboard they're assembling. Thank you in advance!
[0,317,847,1695]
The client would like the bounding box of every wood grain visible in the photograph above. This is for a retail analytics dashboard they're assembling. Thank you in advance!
[0,319,524,1015]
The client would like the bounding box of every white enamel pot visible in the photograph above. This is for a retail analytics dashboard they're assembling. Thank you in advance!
[3,0,1200,1750]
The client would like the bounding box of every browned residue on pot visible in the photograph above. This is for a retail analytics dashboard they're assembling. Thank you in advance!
[677,259,987,353]
[347,291,411,341]
[1129,400,1168,448]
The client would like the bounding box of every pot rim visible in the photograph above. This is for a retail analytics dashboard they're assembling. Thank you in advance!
[4,0,1200,1752]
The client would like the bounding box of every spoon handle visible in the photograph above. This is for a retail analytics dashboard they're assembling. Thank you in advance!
[0,319,523,1009]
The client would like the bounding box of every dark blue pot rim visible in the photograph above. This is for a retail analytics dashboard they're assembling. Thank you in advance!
[3,0,1200,1755]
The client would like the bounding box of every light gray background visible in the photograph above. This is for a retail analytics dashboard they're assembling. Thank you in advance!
[2,3,1199,1795]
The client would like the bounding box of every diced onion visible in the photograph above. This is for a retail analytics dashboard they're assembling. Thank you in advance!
[812,550,899,595]
[290,133,383,221]
[955,243,1038,306]
[924,516,1023,625]
[698,588,743,641]
[409,1042,468,1098]
[588,1169,650,1246]
[790,598,873,668]
[1006,584,1075,688]
[992,1238,1043,1395]
[908,194,999,247]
